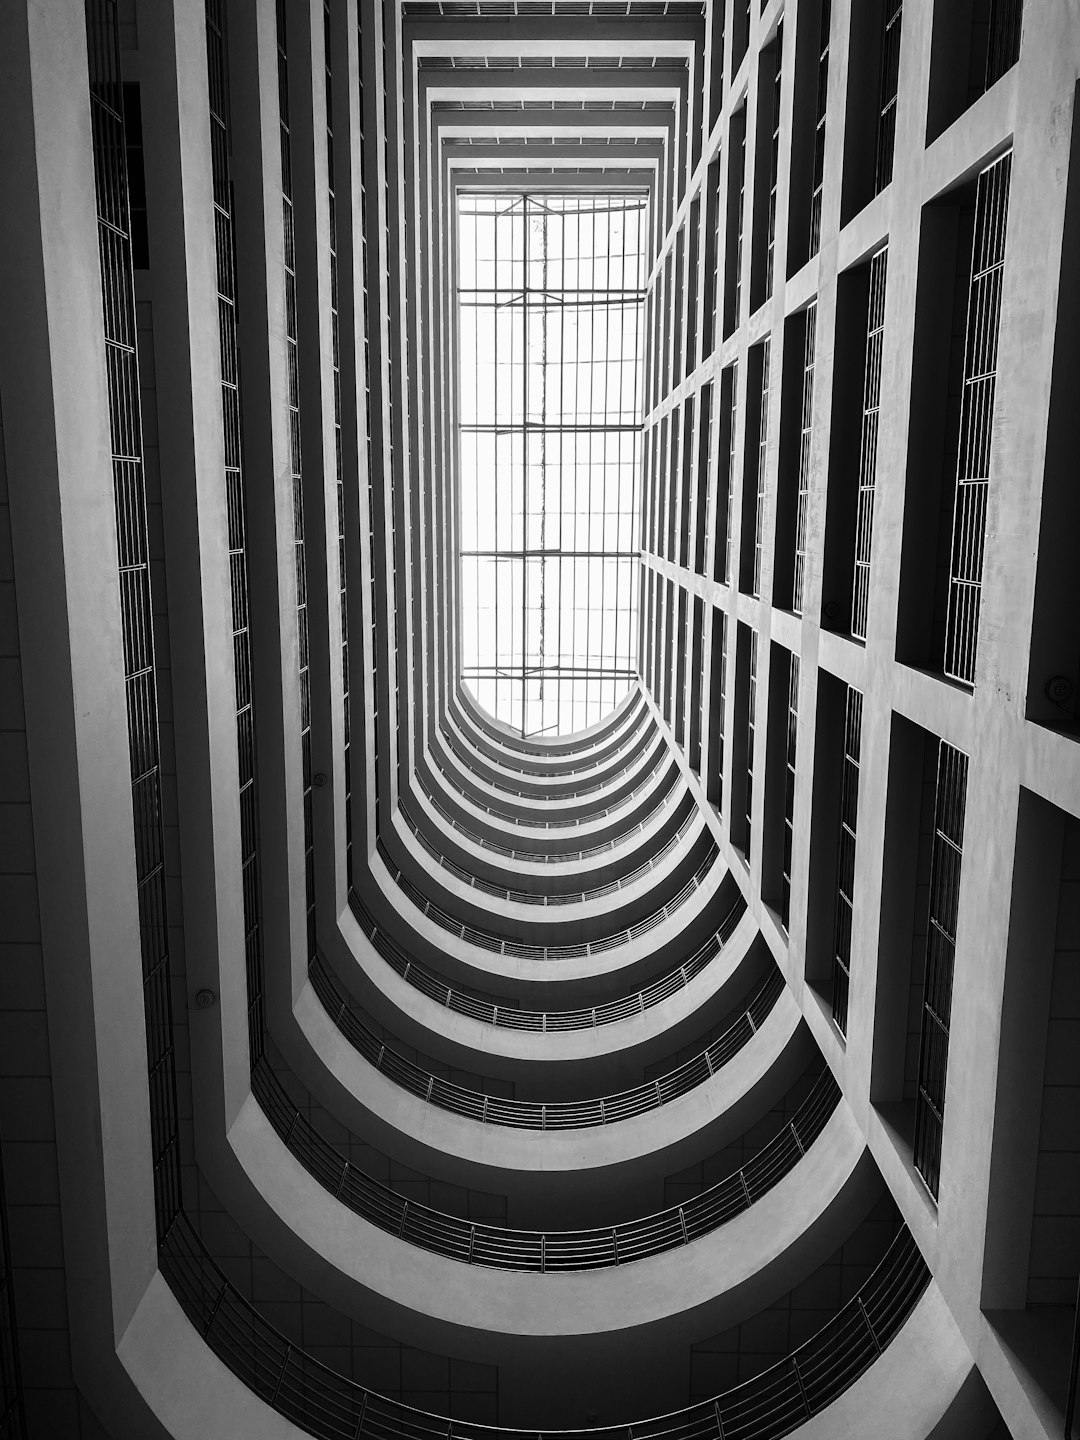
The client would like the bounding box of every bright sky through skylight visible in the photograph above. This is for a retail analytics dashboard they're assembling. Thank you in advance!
[456,191,648,738]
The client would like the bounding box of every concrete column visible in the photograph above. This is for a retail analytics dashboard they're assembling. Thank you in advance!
[227,0,310,1020]
[285,0,349,977]
[0,2,167,1431]
[136,0,250,1130]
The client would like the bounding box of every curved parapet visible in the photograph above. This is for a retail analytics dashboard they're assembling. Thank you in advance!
[293,965,806,1209]
[329,894,756,1076]
[109,1222,964,1440]
[222,1077,878,1367]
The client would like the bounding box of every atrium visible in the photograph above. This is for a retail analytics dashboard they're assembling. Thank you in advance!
[0,1,1077,1437]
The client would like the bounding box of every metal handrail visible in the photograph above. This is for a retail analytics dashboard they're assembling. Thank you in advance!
[253,1063,840,1272]
[347,889,748,1031]
[424,746,677,828]
[416,763,681,855]
[430,731,664,812]
[438,718,659,799]
[159,1205,927,1440]
[400,798,699,906]
[439,712,657,787]
[374,838,720,961]
[449,685,650,777]
[310,954,784,1130]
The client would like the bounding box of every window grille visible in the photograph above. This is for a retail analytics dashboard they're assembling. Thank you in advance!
[640,429,649,553]
[716,361,738,584]
[379,0,402,824]
[655,420,664,557]
[780,653,799,929]
[357,4,381,835]
[323,2,352,888]
[654,265,665,403]
[686,198,700,375]
[705,154,722,357]
[663,578,675,724]
[667,406,680,560]
[913,741,969,1200]
[673,225,686,388]
[985,0,1023,89]
[731,114,747,331]
[663,248,674,398]
[644,289,656,412]
[675,587,689,746]
[694,197,702,377]
[751,339,771,598]
[764,22,783,301]
[809,0,831,257]
[278,3,315,959]
[943,151,1010,685]
[874,0,902,195]
[659,415,668,560]
[207,0,265,1061]
[655,577,665,710]
[680,397,695,566]
[690,595,705,773]
[641,564,652,693]
[695,381,713,574]
[830,687,863,1035]
[852,247,888,640]
[85,0,183,1235]
[792,300,817,615]
[646,427,655,558]
[708,608,726,810]
[644,425,655,553]
[745,630,758,854]
[121,85,149,269]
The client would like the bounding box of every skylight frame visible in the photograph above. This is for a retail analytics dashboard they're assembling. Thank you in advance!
[454,186,649,737]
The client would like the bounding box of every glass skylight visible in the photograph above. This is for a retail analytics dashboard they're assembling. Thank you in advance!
[456,190,647,738]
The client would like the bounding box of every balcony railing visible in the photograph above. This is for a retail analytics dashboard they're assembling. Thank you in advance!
[416,763,681,855]
[310,952,783,1130]
[440,716,658,794]
[374,836,719,960]
[455,683,647,764]
[159,1210,927,1440]
[426,745,675,827]
[253,1062,839,1271]
[401,800,699,907]
[347,889,747,1031]
[436,723,663,804]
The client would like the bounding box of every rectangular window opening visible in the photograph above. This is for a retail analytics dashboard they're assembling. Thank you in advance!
[456,190,648,736]
[831,687,863,1034]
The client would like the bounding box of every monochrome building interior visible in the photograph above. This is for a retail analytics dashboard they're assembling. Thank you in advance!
[1,0,1079,1436]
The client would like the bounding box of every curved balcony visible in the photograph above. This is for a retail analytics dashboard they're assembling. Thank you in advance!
[308,953,785,1133]
[343,888,748,1039]
[374,828,718,953]
[441,695,650,785]
[360,844,723,998]
[435,712,659,797]
[452,682,646,764]
[426,724,667,813]
[253,1063,840,1272]
[414,763,684,861]
[395,799,700,913]
[423,726,670,827]
[290,960,805,1214]
[153,1203,934,1440]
